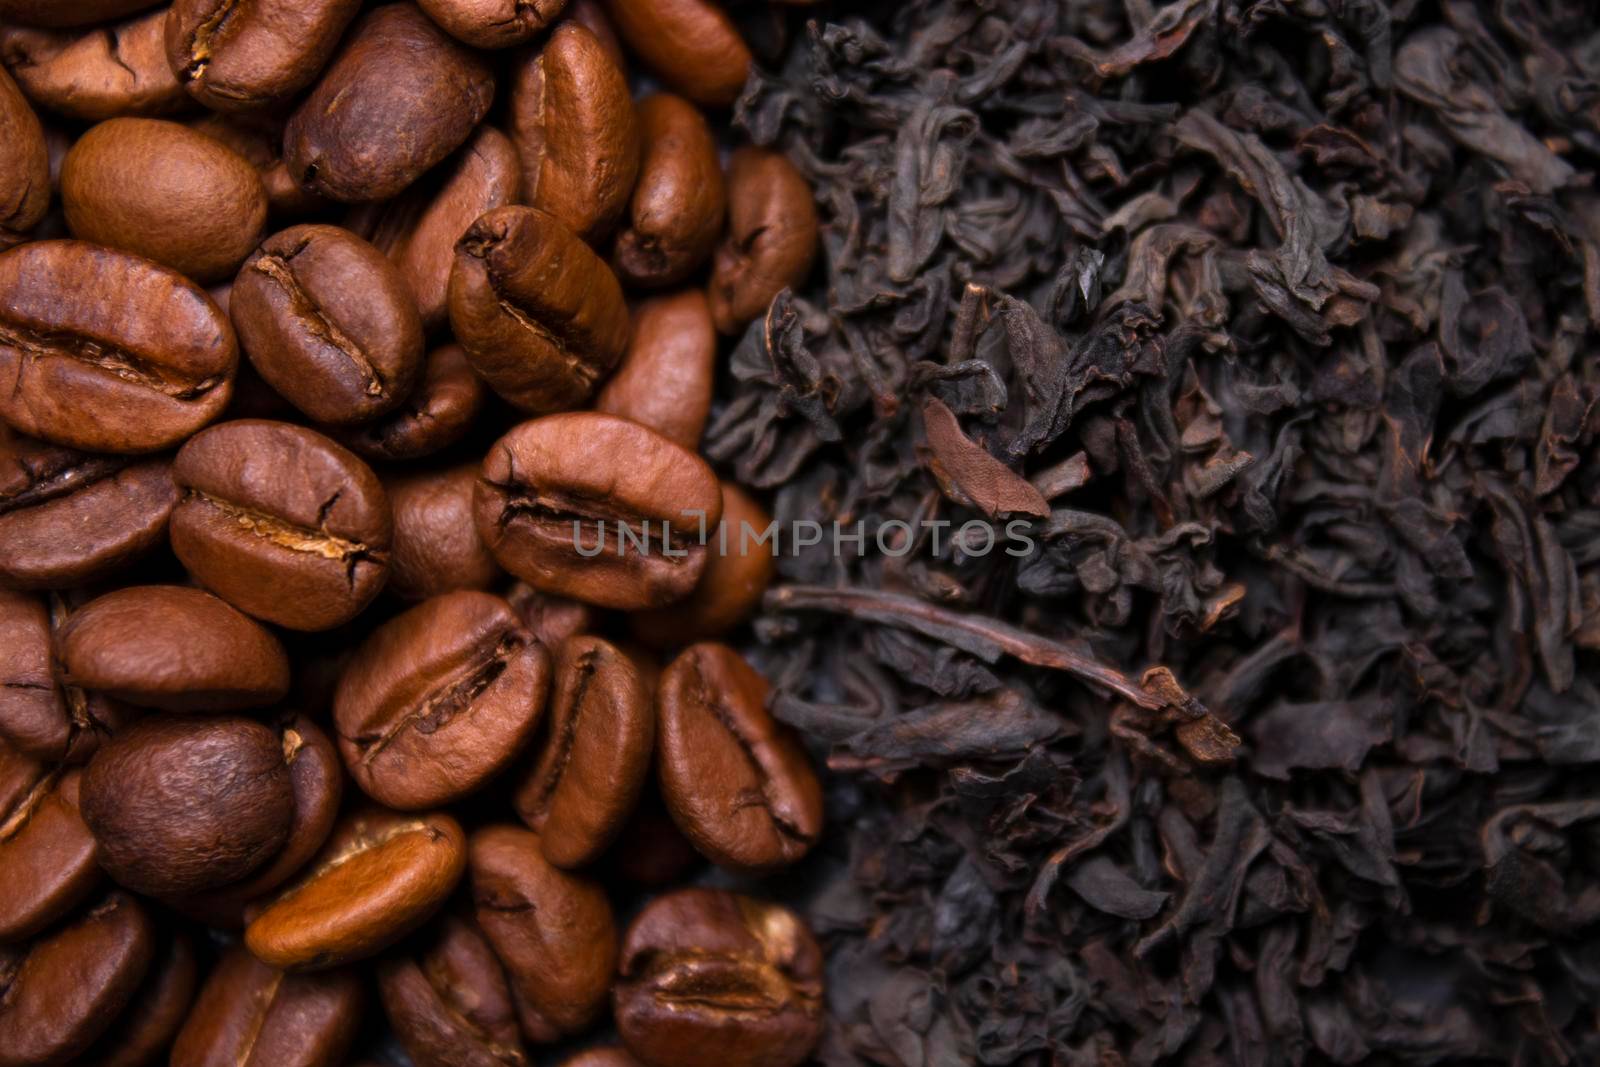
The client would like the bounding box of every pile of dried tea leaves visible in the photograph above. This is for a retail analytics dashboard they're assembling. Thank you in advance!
[723,0,1600,1063]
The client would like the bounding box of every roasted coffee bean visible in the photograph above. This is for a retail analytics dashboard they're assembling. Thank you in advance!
[613,889,824,1067]
[246,808,466,970]
[514,636,653,869]
[387,464,503,601]
[171,419,393,631]
[81,715,295,897]
[505,583,595,650]
[61,118,268,284]
[330,344,488,462]
[0,12,185,122]
[0,431,178,591]
[603,0,750,107]
[187,111,330,220]
[594,290,715,448]
[231,225,425,426]
[352,125,522,333]
[559,1050,646,1067]
[449,206,629,413]
[0,240,237,454]
[284,3,496,203]
[709,147,818,334]
[0,891,154,1067]
[469,824,616,1041]
[0,746,101,942]
[335,591,548,808]
[0,0,160,28]
[165,0,362,112]
[170,944,363,1067]
[656,643,822,873]
[633,483,776,646]
[377,914,528,1067]
[509,22,638,241]
[79,930,198,1067]
[0,590,127,762]
[418,0,564,49]
[612,95,723,288]
[475,413,723,610]
[0,67,48,250]
[58,585,291,711]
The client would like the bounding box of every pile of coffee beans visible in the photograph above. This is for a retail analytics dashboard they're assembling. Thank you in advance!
[0,2,826,1065]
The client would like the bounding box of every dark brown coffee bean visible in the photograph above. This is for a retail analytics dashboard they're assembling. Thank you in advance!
[514,636,653,869]
[61,118,267,284]
[509,22,639,241]
[633,483,776,646]
[0,746,102,942]
[505,583,596,651]
[613,95,723,288]
[418,0,564,49]
[377,914,528,1067]
[284,3,496,204]
[0,240,237,453]
[0,891,154,1067]
[335,590,549,809]
[613,889,824,1067]
[709,147,818,334]
[171,419,393,631]
[0,0,159,28]
[232,225,425,426]
[594,290,715,449]
[81,715,294,897]
[449,206,629,413]
[58,585,291,711]
[656,643,822,873]
[245,808,466,970]
[602,0,751,107]
[0,431,176,591]
[79,930,198,1067]
[165,0,362,112]
[387,464,504,602]
[330,344,488,462]
[0,590,128,762]
[559,1050,646,1067]
[170,944,363,1067]
[0,12,185,122]
[0,67,48,250]
[469,824,616,1041]
[350,125,521,333]
[475,413,723,610]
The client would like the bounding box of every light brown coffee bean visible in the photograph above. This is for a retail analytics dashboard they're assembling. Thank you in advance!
[164,0,362,112]
[79,931,198,1067]
[376,914,528,1067]
[709,147,818,334]
[0,11,185,121]
[0,66,48,250]
[387,464,504,602]
[510,22,638,241]
[0,0,160,28]
[0,746,102,943]
[594,290,715,449]
[449,206,629,413]
[329,344,488,462]
[0,589,128,762]
[418,0,565,49]
[613,95,723,288]
[602,0,751,107]
[633,483,776,646]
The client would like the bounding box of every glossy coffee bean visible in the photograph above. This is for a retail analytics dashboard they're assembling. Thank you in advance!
[603,0,751,107]
[79,930,198,1067]
[377,914,528,1067]
[334,591,550,809]
[0,590,127,762]
[475,413,723,610]
[505,584,596,652]
[710,148,818,334]
[246,808,466,970]
[594,290,715,449]
[61,118,268,284]
[171,419,393,631]
[514,635,653,869]
[387,464,503,602]
[559,1050,646,1067]
[330,344,488,463]
[170,944,363,1067]
[449,206,629,413]
[613,95,723,288]
[0,891,154,1067]
[614,889,824,1067]
[81,715,295,896]
[0,12,185,122]
[0,0,159,28]
[0,746,101,942]
[0,67,48,249]
[633,483,777,646]
[164,0,362,112]
[418,0,564,49]
[657,643,822,873]
[284,3,496,203]
[510,22,639,241]
[231,225,424,426]
[0,432,178,591]
[0,240,237,454]
[58,585,290,711]
[469,824,617,1041]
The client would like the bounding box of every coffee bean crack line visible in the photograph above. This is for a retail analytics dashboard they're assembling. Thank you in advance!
[522,654,596,815]
[0,455,129,515]
[188,490,385,577]
[0,321,222,400]
[181,0,244,86]
[0,769,61,842]
[252,250,388,398]
[638,951,793,1015]
[691,671,816,846]
[495,488,695,559]
[351,634,523,764]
